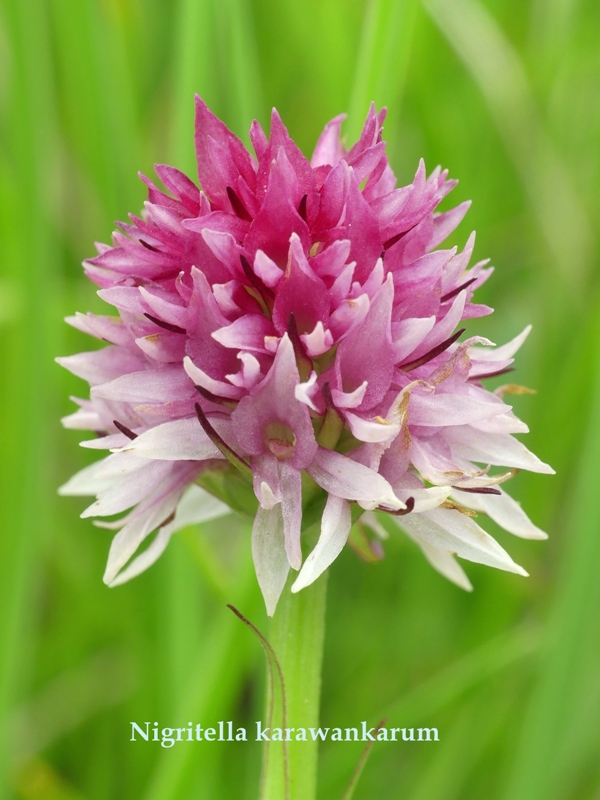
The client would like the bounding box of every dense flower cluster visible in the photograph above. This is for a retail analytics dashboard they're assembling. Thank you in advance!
[59,98,552,614]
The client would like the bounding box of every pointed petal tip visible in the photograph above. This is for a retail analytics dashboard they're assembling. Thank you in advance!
[290,570,318,594]
[80,506,97,519]
[529,530,549,541]
[103,568,118,587]
[265,590,284,617]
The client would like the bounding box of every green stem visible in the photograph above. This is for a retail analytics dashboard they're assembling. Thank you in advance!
[261,573,328,800]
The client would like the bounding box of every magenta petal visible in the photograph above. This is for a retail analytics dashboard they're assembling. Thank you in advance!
[194,96,256,205]
[348,141,387,186]
[429,201,471,250]
[311,113,347,168]
[245,151,311,265]
[185,267,240,377]
[154,164,201,215]
[272,235,331,336]
[334,275,395,410]
[256,109,316,203]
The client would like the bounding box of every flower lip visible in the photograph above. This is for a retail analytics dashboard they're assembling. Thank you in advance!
[265,421,297,460]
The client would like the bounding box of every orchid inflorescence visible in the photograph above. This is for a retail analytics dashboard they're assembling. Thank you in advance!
[59,98,552,614]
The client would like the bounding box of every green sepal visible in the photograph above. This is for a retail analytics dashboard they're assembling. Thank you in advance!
[197,466,258,518]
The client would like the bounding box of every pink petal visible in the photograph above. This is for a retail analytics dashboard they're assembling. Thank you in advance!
[280,461,303,570]
[307,448,404,511]
[311,114,347,167]
[409,391,511,427]
[92,366,192,404]
[233,335,318,469]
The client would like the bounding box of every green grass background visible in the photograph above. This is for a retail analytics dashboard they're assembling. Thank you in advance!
[1,0,599,797]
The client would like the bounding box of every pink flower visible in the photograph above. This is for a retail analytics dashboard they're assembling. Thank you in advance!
[59,97,553,614]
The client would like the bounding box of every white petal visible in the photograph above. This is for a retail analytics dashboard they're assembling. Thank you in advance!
[331,380,368,410]
[300,321,334,357]
[81,433,131,450]
[164,483,230,529]
[94,451,152,479]
[81,460,172,518]
[252,505,290,617]
[345,411,400,443]
[226,352,262,389]
[61,408,101,430]
[258,480,279,510]
[295,371,320,412]
[254,249,283,288]
[58,459,115,497]
[292,495,351,592]
[406,532,473,591]
[56,347,143,385]
[453,470,515,489]
[113,417,222,461]
[307,448,405,511]
[451,488,547,540]
[396,507,528,575]
[445,427,555,474]
[103,490,183,584]
[469,325,531,362]
[394,484,452,512]
[107,485,230,586]
[108,528,173,586]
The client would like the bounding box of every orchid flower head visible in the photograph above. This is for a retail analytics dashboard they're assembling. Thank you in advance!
[58,97,552,615]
